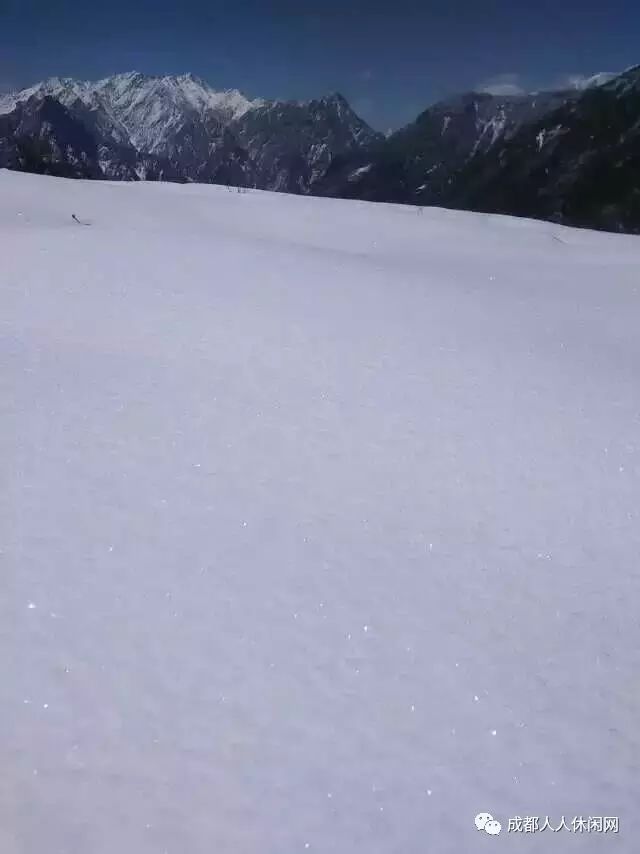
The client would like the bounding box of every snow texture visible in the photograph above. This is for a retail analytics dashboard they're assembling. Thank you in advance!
[1,170,639,853]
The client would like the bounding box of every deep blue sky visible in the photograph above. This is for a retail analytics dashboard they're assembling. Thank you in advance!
[2,0,639,129]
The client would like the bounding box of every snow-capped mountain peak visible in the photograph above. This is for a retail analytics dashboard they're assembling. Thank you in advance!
[85,71,262,153]
[0,72,263,153]
[0,77,87,115]
[94,71,258,117]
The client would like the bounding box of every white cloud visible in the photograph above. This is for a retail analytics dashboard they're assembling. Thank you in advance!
[561,72,617,90]
[474,69,620,98]
[477,73,526,96]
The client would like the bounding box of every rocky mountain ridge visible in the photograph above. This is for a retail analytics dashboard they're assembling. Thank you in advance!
[0,72,380,192]
[2,67,640,233]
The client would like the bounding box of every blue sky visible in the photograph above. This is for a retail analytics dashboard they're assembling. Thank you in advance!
[2,0,639,129]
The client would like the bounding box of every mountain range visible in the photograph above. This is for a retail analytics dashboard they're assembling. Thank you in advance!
[1,68,639,233]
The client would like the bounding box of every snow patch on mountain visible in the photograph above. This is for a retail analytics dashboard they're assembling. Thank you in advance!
[348,163,373,181]
[472,109,508,155]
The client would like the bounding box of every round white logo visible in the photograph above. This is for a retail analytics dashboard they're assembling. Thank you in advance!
[475,813,502,835]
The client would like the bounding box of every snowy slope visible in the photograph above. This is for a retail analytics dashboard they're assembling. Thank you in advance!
[2,170,639,854]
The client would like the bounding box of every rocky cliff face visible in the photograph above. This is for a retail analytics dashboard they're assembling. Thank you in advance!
[230,93,380,193]
[0,96,103,179]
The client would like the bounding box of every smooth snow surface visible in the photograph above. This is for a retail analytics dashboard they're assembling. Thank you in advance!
[2,170,639,853]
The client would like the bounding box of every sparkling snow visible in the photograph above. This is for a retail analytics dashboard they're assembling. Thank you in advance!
[1,170,639,853]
